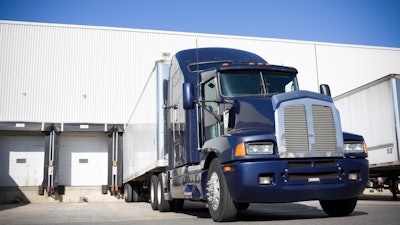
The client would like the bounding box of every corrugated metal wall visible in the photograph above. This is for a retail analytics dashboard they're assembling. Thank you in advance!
[1,21,400,124]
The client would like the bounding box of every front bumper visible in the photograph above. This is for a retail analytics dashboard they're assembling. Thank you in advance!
[222,158,368,203]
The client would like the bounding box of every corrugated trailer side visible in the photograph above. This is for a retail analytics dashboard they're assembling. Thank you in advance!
[334,74,400,198]
[122,61,170,202]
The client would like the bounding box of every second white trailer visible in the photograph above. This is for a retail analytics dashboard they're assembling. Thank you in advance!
[334,74,400,199]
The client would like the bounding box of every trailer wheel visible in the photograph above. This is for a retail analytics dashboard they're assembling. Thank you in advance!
[157,174,170,212]
[150,175,158,210]
[132,184,139,202]
[124,183,132,202]
[206,158,237,222]
[38,185,44,195]
[320,197,357,217]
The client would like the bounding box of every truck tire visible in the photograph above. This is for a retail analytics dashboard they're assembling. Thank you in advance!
[38,185,44,195]
[150,175,158,210]
[206,158,237,222]
[397,180,400,194]
[124,183,132,202]
[157,174,170,212]
[132,184,140,202]
[320,197,357,217]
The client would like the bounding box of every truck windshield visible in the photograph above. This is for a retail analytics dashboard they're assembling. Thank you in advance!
[219,71,299,97]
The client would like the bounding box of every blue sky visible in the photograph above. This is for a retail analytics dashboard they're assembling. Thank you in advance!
[1,0,399,48]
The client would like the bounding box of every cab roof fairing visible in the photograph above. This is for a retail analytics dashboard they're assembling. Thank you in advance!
[173,47,267,84]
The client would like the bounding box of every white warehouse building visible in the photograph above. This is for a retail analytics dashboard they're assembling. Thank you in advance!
[0,20,399,203]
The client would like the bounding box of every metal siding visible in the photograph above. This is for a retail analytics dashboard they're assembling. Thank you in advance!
[0,135,45,186]
[1,21,399,124]
[58,132,108,186]
[316,45,400,96]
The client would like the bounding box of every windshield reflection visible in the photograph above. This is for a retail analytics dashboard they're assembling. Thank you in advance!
[219,71,298,97]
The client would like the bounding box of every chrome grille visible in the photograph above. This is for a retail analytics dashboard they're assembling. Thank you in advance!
[284,105,309,152]
[312,105,337,151]
[283,104,337,153]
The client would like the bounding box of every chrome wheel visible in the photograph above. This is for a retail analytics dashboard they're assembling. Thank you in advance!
[206,158,237,222]
[207,171,221,210]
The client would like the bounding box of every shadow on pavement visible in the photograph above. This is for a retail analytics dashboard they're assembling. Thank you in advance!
[179,201,368,222]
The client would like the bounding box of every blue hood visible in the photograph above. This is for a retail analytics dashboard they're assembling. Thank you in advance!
[230,97,275,135]
[228,91,333,136]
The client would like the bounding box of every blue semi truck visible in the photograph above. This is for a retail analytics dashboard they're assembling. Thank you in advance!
[123,48,369,222]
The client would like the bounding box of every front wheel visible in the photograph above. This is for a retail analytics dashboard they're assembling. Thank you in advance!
[320,197,358,217]
[206,158,237,222]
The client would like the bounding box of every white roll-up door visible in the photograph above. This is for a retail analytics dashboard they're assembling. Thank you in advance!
[59,132,108,186]
[0,135,45,187]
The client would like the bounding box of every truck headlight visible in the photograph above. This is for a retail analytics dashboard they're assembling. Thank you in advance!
[344,141,366,153]
[246,142,274,155]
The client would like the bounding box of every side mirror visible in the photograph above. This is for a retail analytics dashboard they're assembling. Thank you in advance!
[183,82,194,110]
[320,84,331,97]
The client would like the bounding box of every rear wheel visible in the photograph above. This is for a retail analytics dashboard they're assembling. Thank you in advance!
[132,184,139,202]
[320,197,358,217]
[124,183,132,202]
[206,158,237,222]
[157,174,170,212]
[150,175,158,210]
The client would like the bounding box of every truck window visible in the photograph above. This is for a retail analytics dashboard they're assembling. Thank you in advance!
[203,79,219,141]
[263,73,299,94]
[219,71,298,97]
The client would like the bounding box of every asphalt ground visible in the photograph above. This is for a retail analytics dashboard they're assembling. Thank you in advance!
[0,190,398,225]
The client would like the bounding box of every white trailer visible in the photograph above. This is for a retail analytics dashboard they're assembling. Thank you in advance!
[334,74,400,199]
[122,60,170,202]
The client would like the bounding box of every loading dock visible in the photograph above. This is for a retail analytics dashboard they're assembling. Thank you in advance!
[0,133,45,187]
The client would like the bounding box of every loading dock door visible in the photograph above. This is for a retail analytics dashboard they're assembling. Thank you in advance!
[0,135,45,187]
[59,132,108,186]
